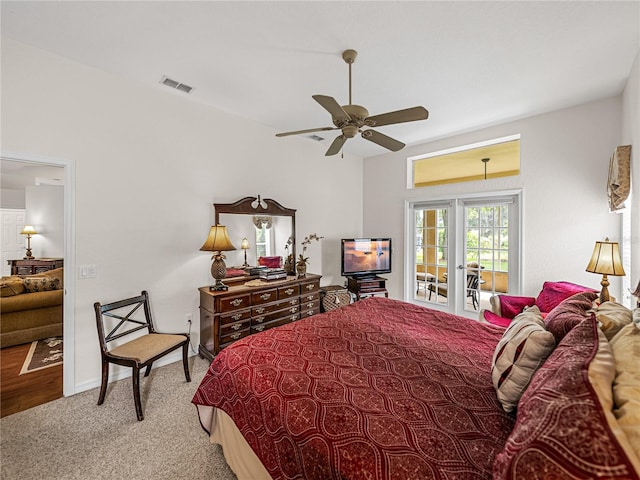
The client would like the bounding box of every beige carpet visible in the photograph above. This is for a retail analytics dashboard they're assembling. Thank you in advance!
[1,355,237,480]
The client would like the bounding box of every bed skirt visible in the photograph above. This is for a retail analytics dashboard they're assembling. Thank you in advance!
[196,404,273,480]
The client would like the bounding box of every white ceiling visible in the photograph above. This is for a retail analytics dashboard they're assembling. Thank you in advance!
[1,1,639,159]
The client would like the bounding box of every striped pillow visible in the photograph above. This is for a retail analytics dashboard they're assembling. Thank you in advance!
[491,306,556,412]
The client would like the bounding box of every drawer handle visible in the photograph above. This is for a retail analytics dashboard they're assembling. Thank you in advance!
[230,332,242,340]
[231,313,242,321]
[307,303,314,309]
[254,316,265,323]
[255,307,265,314]
[231,323,242,331]
[306,311,314,316]
[260,293,272,300]
[290,315,297,322]
[254,325,265,332]
[230,299,244,307]
[306,284,315,291]
[284,288,294,295]
[306,296,314,301]
[289,307,298,313]
[289,300,297,306]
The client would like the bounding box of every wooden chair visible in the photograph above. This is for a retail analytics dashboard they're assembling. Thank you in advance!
[94,290,191,421]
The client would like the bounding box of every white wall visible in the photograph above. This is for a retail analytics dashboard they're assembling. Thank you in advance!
[363,96,624,301]
[25,185,64,258]
[0,188,25,209]
[621,48,639,303]
[1,38,364,392]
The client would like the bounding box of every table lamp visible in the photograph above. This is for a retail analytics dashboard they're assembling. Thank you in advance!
[200,225,236,291]
[585,237,625,303]
[241,237,250,268]
[20,225,38,259]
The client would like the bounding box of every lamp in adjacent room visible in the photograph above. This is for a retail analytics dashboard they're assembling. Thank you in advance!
[200,225,236,291]
[20,225,38,259]
[240,237,250,268]
[585,237,625,303]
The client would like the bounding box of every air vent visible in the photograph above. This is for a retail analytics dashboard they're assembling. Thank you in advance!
[309,135,325,141]
[160,76,193,94]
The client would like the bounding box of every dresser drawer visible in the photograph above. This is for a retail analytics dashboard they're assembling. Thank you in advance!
[300,299,320,314]
[219,309,251,325]
[300,280,320,295]
[300,291,320,303]
[251,313,299,334]
[219,327,250,345]
[278,284,299,299]
[219,294,251,312]
[252,304,300,326]
[251,288,278,305]
[219,318,251,335]
[252,297,298,316]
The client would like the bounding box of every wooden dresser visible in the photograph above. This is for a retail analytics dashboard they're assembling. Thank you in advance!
[8,258,64,275]
[198,274,321,359]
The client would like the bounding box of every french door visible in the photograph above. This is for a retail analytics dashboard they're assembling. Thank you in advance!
[408,192,521,318]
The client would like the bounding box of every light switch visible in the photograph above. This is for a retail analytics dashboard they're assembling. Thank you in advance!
[79,264,97,279]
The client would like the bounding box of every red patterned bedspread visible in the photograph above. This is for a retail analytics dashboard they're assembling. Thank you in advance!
[193,296,515,479]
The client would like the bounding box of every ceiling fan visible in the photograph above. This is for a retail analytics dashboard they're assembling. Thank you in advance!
[276,49,429,156]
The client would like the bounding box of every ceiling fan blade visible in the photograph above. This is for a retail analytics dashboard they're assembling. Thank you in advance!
[275,126,337,137]
[366,106,429,127]
[313,95,351,124]
[362,129,405,152]
[325,135,347,156]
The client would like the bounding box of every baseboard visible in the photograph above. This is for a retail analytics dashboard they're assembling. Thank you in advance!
[73,350,198,395]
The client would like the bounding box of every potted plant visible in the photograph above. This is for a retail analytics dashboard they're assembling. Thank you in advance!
[297,233,323,278]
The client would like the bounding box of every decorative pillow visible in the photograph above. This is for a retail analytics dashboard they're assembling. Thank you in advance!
[593,301,633,341]
[535,281,594,313]
[544,291,598,342]
[0,279,25,297]
[31,267,64,289]
[498,295,536,319]
[23,277,60,293]
[610,318,640,460]
[493,315,640,479]
[491,306,556,413]
[482,309,513,328]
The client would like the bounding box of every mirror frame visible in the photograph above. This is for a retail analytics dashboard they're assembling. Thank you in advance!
[214,196,296,263]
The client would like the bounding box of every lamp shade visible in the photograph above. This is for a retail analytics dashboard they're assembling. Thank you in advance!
[585,239,625,276]
[241,237,250,250]
[20,225,37,235]
[199,225,236,252]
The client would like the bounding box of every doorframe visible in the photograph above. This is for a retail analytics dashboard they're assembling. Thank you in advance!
[1,151,75,396]
[404,189,523,318]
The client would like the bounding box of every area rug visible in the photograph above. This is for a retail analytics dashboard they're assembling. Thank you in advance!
[19,337,63,375]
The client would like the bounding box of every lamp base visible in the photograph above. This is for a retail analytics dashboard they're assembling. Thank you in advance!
[209,279,229,291]
[599,274,610,304]
[210,256,229,291]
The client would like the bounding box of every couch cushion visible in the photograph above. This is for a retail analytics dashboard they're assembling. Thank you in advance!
[23,276,60,293]
[610,313,640,460]
[0,279,25,297]
[534,281,594,313]
[29,267,64,288]
[0,289,64,313]
[544,291,598,342]
[493,314,640,479]
[491,306,556,413]
[593,301,633,341]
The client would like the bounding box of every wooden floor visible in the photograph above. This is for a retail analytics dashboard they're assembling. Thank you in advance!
[0,342,63,418]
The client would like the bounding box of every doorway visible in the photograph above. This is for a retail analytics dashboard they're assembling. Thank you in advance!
[1,153,75,404]
[409,191,522,318]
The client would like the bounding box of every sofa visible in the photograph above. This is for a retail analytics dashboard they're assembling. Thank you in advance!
[480,280,595,327]
[0,267,63,348]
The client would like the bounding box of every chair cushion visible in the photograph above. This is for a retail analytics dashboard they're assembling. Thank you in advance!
[534,281,593,313]
[109,333,187,363]
[491,306,556,413]
[498,295,536,319]
[482,309,512,328]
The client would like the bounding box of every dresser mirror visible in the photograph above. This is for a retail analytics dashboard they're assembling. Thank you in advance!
[214,196,296,269]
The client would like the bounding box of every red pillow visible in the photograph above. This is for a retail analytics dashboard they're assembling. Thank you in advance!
[258,256,281,268]
[499,295,536,319]
[544,291,598,342]
[482,309,512,328]
[493,315,639,479]
[535,281,593,313]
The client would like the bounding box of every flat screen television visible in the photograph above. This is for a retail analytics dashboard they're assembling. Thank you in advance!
[341,238,392,278]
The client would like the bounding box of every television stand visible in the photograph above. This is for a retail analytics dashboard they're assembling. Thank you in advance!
[346,275,388,301]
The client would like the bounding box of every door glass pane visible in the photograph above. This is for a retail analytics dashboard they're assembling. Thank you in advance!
[464,203,511,313]
[415,207,448,305]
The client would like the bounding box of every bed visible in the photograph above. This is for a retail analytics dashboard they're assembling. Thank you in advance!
[193,295,639,480]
